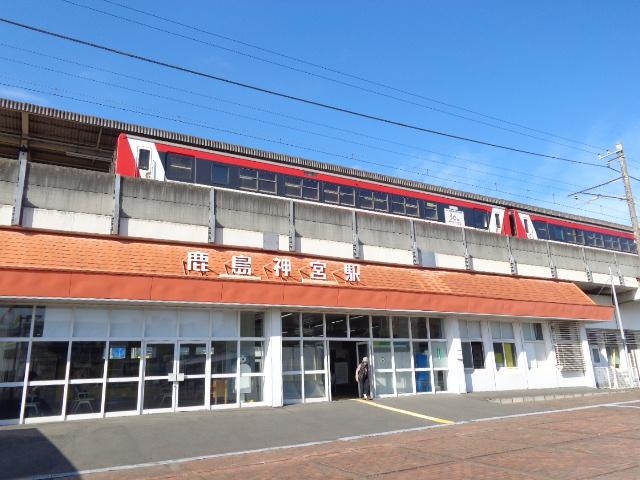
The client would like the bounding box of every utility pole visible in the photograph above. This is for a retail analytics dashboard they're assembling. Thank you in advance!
[616,143,640,246]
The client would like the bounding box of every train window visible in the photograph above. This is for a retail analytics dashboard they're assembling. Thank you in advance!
[373,192,389,212]
[564,228,576,243]
[359,189,374,210]
[423,202,438,220]
[548,225,564,242]
[165,153,194,182]
[604,235,614,250]
[475,211,489,229]
[323,183,355,206]
[239,168,258,190]
[620,238,632,253]
[138,149,150,170]
[611,236,621,251]
[391,196,419,217]
[258,171,277,193]
[212,164,229,185]
[494,213,502,230]
[302,179,319,201]
[593,232,604,248]
[284,176,302,198]
[523,218,530,233]
[533,221,549,239]
[575,229,585,245]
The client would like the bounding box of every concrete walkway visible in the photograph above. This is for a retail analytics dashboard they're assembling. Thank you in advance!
[1,389,638,479]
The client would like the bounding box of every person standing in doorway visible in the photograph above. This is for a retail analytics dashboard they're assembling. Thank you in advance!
[355,356,371,400]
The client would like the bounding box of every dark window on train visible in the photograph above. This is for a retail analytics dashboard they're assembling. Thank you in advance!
[212,164,229,185]
[575,229,585,245]
[239,168,276,194]
[548,224,564,242]
[374,191,389,212]
[324,183,355,206]
[523,218,530,233]
[359,189,374,210]
[564,228,577,244]
[138,149,150,170]
[591,232,604,248]
[284,176,319,201]
[474,210,489,229]
[610,236,621,251]
[165,153,194,182]
[423,201,438,220]
[495,213,502,230]
[604,235,614,250]
[620,238,632,253]
[533,221,549,239]
[390,196,419,217]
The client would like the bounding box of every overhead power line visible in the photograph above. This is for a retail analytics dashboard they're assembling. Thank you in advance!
[59,0,598,155]
[0,17,607,168]
[93,0,606,153]
[0,47,601,194]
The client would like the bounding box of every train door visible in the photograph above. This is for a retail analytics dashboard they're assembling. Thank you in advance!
[488,207,505,234]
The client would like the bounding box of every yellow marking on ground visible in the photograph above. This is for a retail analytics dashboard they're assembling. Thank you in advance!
[354,399,454,424]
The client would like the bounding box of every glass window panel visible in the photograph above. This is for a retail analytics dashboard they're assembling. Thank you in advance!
[465,341,485,369]
[105,382,138,412]
[429,319,444,339]
[165,154,193,182]
[212,164,229,185]
[391,317,410,338]
[25,385,64,418]
[395,371,413,394]
[303,341,324,371]
[178,377,205,407]
[500,323,514,340]
[179,311,209,338]
[73,309,108,338]
[143,379,173,409]
[323,183,339,204]
[340,187,355,206]
[70,341,105,379]
[415,371,431,393]
[239,375,263,403]
[467,321,481,339]
[504,343,517,367]
[29,342,68,381]
[240,341,264,373]
[533,323,544,340]
[491,322,503,339]
[371,316,390,338]
[373,191,389,212]
[304,373,325,399]
[212,311,237,337]
[348,315,370,338]
[459,321,469,339]
[281,312,301,337]
[431,341,448,368]
[493,342,505,368]
[282,341,301,372]
[0,306,32,337]
[239,168,258,190]
[0,342,28,382]
[211,377,236,405]
[374,371,394,395]
[284,176,302,198]
[145,344,174,376]
[107,341,141,378]
[240,312,264,337]
[325,314,347,337]
[145,310,177,338]
[211,341,237,374]
[462,342,473,369]
[423,202,438,220]
[534,343,547,366]
[393,341,411,369]
[33,308,71,338]
[66,383,102,415]
[302,313,324,337]
[410,318,429,339]
[413,341,430,368]
[523,324,533,341]
[372,341,392,370]
[110,309,143,337]
[179,343,206,375]
[435,371,447,391]
[0,387,23,420]
[258,173,277,193]
[302,179,319,200]
[283,374,302,402]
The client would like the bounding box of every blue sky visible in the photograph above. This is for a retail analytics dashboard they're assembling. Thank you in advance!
[1,1,639,225]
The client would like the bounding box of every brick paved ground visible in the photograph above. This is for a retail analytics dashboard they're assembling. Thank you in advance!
[81,395,640,480]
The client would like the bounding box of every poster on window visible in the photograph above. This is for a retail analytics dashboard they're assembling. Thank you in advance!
[444,207,465,227]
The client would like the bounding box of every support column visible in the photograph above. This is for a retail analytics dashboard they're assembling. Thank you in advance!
[506,236,518,275]
[461,228,473,270]
[11,147,28,226]
[264,308,283,407]
[410,219,421,266]
[288,201,296,252]
[352,210,360,259]
[208,188,216,243]
[111,174,121,235]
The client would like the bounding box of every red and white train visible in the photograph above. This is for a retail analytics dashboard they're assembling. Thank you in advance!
[115,133,637,254]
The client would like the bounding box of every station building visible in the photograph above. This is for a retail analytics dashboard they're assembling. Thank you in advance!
[0,99,638,424]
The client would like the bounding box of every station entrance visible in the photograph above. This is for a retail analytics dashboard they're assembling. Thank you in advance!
[328,340,369,400]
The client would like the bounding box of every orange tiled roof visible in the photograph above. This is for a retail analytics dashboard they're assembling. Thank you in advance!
[0,228,612,321]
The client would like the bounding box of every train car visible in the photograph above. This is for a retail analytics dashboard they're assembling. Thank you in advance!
[114,133,637,254]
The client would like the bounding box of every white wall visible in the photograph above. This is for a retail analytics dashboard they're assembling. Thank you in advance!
[23,207,112,234]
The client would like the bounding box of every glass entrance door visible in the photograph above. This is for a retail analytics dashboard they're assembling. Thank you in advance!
[142,342,175,411]
[176,343,207,410]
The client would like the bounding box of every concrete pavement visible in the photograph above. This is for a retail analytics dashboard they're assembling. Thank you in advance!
[0,389,638,479]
